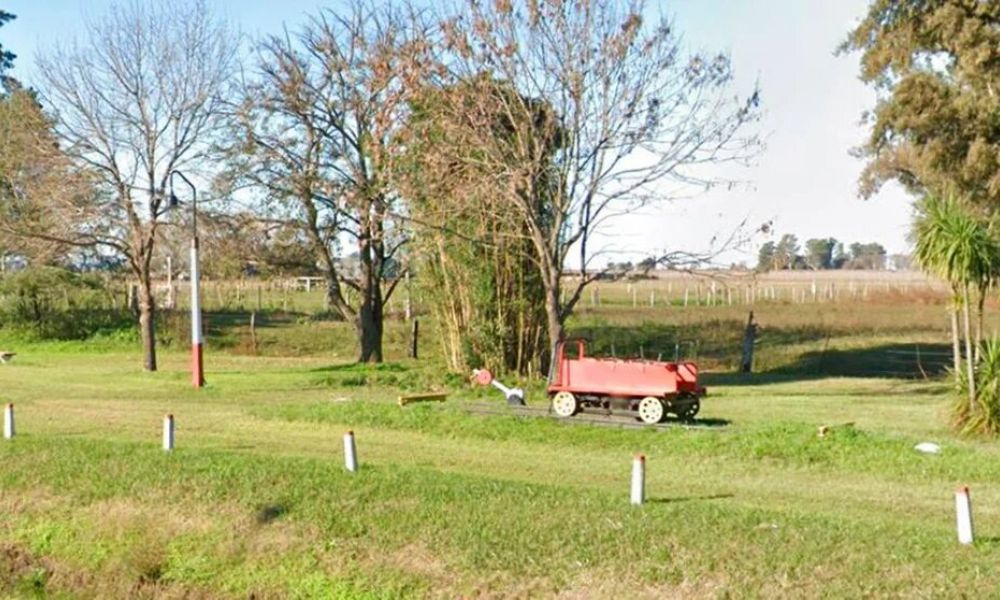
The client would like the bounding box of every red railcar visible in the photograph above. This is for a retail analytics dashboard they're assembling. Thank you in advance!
[547,339,706,423]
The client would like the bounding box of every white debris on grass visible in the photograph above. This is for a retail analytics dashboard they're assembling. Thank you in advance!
[914,442,941,454]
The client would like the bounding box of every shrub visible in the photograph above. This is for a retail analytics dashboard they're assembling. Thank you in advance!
[0,267,133,340]
[955,338,1000,436]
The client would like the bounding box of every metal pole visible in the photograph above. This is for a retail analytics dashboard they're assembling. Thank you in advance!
[190,236,204,388]
[171,170,204,388]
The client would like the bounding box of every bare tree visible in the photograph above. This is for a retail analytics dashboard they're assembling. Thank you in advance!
[438,0,762,350]
[34,0,237,370]
[229,2,429,362]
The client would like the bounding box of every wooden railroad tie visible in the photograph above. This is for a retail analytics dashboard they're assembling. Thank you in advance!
[398,392,448,407]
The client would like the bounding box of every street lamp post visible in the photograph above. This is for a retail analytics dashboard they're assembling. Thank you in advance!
[169,170,204,388]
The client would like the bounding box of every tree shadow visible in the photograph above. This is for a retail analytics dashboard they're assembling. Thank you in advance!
[308,362,409,373]
[780,343,951,378]
[700,343,952,387]
[569,320,834,363]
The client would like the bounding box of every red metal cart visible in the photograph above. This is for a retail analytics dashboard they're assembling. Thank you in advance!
[547,339,706,423]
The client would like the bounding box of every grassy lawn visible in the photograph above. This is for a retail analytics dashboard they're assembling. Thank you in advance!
[1,298,998,597]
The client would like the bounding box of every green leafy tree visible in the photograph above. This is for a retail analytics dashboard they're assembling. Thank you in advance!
[804,238,836,270]
[774,234,799,270]
[756,241,776,272]
[843,2,1000,206]
[832,242,848,269]
[397,77,550,375]
[847,243,887,270]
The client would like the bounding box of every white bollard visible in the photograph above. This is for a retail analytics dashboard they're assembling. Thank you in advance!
[344,430,358,472]
[3,403,13,439]
[630,454,645,506]
[162,414,175,452]
[956,486,974,545]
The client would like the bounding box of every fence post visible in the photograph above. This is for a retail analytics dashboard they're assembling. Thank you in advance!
[250,311,258,354]
[409,319,419,359]
[630,454,645,506]
[163,414,174,452]
[956,486,974,545]
[405,270,413,321]
[3,403,13,439]
[344,431,358,472]
[740,311,758,374]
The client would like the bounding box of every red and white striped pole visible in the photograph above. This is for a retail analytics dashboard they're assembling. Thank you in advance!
[190,237,204,388]
[172,170,204,389]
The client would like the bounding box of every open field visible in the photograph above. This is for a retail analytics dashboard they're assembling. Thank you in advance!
[136,269,947,316]
[2,283,1000,597]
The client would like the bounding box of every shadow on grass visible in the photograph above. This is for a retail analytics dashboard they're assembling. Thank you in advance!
[647,493,734,504]
[569,320,834,363]
[703,342,952,386]
[255,503,288,524]
[308,362,409,374]
[663,417,731,428]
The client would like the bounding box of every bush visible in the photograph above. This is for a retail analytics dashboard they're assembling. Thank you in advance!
[0,267,133,341]
[955,338,1000,436]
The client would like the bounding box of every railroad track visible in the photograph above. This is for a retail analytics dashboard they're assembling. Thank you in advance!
[457,402,726,431]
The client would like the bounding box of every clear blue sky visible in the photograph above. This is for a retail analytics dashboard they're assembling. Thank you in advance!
[3,0,913,266]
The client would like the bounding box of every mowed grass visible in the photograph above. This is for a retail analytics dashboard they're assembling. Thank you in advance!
[2,294,1000,597]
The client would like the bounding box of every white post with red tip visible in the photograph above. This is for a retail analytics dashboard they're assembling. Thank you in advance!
[344,430,358,472]
[3,403,13,439]
[956,486,974,545]
[631,454,645,505]
[163,414,175,452]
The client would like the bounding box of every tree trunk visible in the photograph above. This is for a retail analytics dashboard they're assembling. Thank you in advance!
[975,288,985,363]
[543,285,564,372]
[963,286,975,414]
[138,275,157,372]
[357,293,383,363]
[951,303,962,385]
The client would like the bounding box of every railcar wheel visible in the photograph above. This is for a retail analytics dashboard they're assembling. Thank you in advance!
[677,399,700,421]
[637,396,666,424]
[551,391,578,417]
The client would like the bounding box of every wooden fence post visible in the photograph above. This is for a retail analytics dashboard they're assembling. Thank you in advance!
[409,319,419,359]
[740,311,758,374]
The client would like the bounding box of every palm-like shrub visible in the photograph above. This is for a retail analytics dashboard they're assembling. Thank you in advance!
[958,339,1000,436]
[913,194,1000,423]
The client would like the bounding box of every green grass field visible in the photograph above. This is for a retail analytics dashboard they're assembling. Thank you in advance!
[1,291,999,598]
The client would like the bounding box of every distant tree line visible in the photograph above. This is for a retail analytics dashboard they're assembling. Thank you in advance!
[756,234,891,271]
